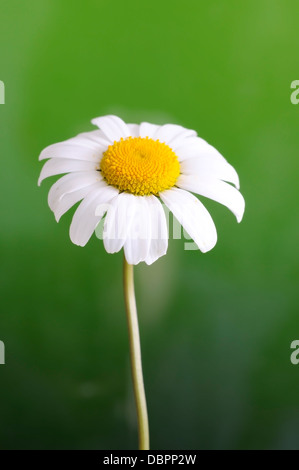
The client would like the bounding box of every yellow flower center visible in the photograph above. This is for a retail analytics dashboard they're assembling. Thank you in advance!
[100,136,180,196]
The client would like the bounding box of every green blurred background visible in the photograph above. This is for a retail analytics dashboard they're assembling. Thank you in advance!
[0,0,298,450]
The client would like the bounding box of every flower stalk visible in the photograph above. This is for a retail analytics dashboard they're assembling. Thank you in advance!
[123,256,149,450]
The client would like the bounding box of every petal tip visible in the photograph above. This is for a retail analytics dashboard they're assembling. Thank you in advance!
[54,212,61,223]
[236,197,245,223]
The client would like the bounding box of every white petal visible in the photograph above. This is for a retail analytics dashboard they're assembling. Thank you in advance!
[153,124,197,148]
[180,155,240,189]
[39,143,80,162]
[70,183,119,246]
[91,115,131,142]
[103,194,168,264]
[39,130,109,162]
[144,196,168,265]
[124,196,151,265]
[139,122,161,138]
[38,158,98,186]
[177,174,245,223]
[54,182,106,222]
[103,193,136,254]
[174,137,218,161]
[48,171,103,212]
[127,124,140,137]
[160,188,217,253]
[71,130,110,146]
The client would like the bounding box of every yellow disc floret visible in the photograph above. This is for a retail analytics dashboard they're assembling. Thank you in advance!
[100,136,180,196]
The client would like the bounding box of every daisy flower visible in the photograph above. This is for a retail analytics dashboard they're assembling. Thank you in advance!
[38,115,245,265]
[38,114,245,450]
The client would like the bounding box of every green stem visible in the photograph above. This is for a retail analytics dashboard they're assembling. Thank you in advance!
[123,255,150,450]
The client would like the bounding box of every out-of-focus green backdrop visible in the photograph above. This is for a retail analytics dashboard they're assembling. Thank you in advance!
[0,0,298,450]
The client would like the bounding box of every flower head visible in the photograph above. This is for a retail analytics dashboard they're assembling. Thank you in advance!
[38,115,245,265]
